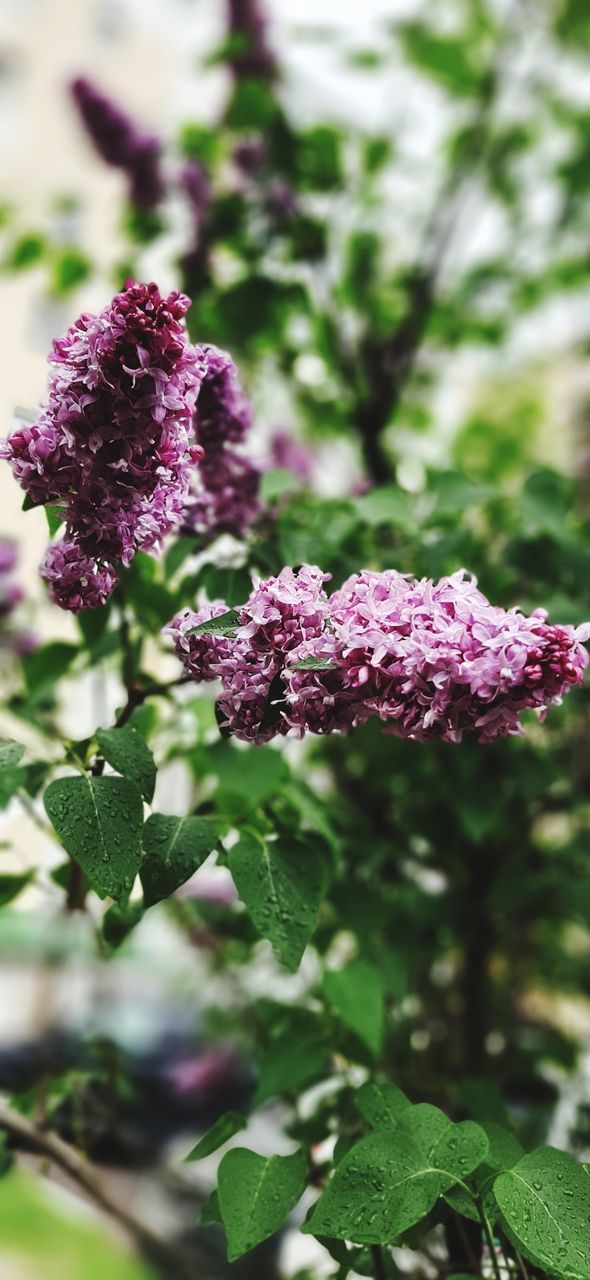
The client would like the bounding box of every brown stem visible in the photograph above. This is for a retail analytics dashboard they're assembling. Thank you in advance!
[0,1100,207,1280]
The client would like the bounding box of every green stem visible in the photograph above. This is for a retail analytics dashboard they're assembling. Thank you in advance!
[477,1197,502,1280]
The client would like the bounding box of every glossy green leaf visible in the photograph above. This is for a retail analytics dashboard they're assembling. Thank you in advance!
[357,1082,411,1128]
[323,960,385,1057]
[494,1147,590,1279]
[217,1148,306,1260]
[44,775,143,901]
[228,831,330,971]
[446,1122,523,1223]
[185,1112,247,1162]
[96,726,156,803]
[187,609,241,638]
[140,812,219,907]
[305,1104,488,1244]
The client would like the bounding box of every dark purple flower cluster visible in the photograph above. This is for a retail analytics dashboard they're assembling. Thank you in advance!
[167,565,590,745]
[183,346,261,539]
[1,282,204,611]
[70,77,164,209]
[227,0,277,81]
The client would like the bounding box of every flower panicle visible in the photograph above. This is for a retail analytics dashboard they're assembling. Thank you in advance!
[167,565,590,745]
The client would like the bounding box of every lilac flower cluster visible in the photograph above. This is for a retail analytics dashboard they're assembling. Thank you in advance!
[167,565,590,745]
[71,78,164,209]
[1,282,204,610]
[179,160,211,283]
[183,346,261,539]
[0,541,36,655]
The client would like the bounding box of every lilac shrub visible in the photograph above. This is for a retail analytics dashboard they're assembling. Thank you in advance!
[168,565,590,744]
[1,282,204,609]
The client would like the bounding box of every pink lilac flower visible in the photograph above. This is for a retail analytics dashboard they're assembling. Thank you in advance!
[167,565,330,742]
[267,428,315,483]
[1,282,204,610]
[168,564,589,744]
[40,538,118,613]
[70,78,164,209]
[183,346,261,539]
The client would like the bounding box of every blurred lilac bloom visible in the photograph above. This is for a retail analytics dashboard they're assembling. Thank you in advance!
[70,77,164,209]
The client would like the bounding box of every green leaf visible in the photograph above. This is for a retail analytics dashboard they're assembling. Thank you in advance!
[0,740,25,770]
[96,726,156,803]
[217,1148,306,1260]
[255,1012,329,1105]
[304,1104,488,1244]
[101,900,144,949]
[199,1188,223,1227]
[208,743,289,813]
[228,831,330,971]
[323,960,385,1058]
[291,657,338,672]
[44,505,64,537]
[399,23,483,96]
[187,609,242,638]
[494,1147,590,1280]
[356,1082,411,1128]
[23,642,78,699]
[44,775,143,901]
[446,1122,523,1223]
[0,871,33,907]
[185,1112,247,1162]
[140,812,219,907]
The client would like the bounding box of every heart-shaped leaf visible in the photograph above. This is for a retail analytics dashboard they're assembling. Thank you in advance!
[141,812,219,907]
[305,1104,488,1244]
[494,1147,590,1280]
[228,830,330,971]
[44,775,143,901]
[218,1148,306,1259]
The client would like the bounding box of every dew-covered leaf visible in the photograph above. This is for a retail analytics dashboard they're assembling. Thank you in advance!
[44,775,143,901]
[304,1104,488,1244]
[140,812,219,907]
[357,1082,411,1128]
[494,1147,590,1280]
[187,609,242,638]
[97,726,156,803]
[217,1148,306,1259]
[229,831,330,971]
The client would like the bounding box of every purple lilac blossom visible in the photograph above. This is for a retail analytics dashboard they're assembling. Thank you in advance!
[70,78,164,209]
[183,345,261,539]
[0,540,36,655]
[267,428,315,483]
[179,160,211,282]
[227,0,276,81]
[166,565,330,743]
[167,565,590,745]
[1,282,204,610]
